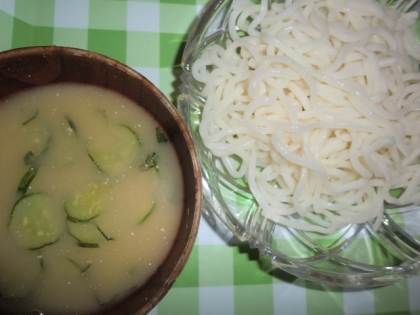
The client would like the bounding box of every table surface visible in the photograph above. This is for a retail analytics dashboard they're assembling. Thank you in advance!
[1,1,420,314]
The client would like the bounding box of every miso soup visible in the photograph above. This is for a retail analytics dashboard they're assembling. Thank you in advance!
[0,83,184,314]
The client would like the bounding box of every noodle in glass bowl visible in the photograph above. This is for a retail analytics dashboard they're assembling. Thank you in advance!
[178,0,420,287]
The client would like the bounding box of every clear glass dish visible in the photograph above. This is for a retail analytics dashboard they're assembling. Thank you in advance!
[178,0,420,287]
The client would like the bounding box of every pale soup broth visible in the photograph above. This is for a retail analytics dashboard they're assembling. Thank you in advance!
[0,83,184,314]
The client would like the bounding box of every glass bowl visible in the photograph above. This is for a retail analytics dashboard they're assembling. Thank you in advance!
[178,0,420,287]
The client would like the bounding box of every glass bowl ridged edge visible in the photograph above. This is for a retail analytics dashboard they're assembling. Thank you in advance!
[177,0,420,287]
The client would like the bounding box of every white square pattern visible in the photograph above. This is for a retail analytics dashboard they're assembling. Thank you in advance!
[54,0,89,28]
[0,0,15,16]
[408,275,420,310]
[273,283,308,315]
[127,2,159,33]
[199,286,235,315]
[343,288,375,315]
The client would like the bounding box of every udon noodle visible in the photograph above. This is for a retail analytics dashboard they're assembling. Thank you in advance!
[192,0,420,233]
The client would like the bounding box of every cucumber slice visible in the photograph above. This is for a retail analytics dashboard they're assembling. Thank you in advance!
[67,220,103,243]
[121,125,141,145]
[88,125,140,176]
[67,218,114,245]
[8,194,65,250]
[65,183,107,221]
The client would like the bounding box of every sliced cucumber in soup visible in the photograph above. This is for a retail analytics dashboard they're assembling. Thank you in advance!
[88,125,140,175]
[8,193,65,250]
[67,220,103,243]
[121,125,141,145]
[67,219,113,243]
[65,183,107,221]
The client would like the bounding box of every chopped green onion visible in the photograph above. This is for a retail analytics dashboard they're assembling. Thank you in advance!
[138,201,155,224]
[17,167,38,194]
[139,152,158,172]
[96,109,107,119]
[88,153,103,172]
[96,225,114,241]
[68,258,92,273]
[156,127,168,143]
[24,151,35,165]
[65,115,77,135]
[22,110,38,125]
[39,255,44,270]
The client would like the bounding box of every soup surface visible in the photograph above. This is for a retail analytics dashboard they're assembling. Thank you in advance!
[0,83,184,314]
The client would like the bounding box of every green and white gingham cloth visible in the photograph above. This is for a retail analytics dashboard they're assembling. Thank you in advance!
[1,1,420,314]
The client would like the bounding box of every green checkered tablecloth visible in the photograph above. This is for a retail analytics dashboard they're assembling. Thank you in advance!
[1,1,420,314]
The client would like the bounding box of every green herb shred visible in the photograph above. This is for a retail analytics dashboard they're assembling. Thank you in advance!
[156,127,168,143]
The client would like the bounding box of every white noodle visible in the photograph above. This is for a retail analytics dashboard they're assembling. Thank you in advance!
[192,0,420,233]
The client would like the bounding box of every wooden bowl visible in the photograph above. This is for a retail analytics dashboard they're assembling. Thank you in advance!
[0,46,202,315]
